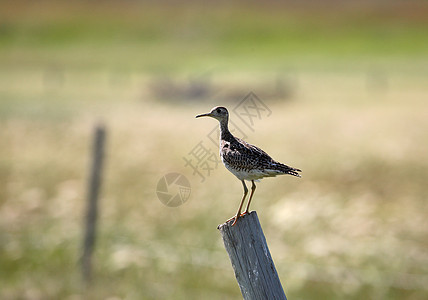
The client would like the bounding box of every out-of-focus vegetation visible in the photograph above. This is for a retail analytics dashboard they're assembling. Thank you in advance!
[0,1,427,299]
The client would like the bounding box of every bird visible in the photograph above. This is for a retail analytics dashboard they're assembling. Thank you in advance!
[196,106,301,226]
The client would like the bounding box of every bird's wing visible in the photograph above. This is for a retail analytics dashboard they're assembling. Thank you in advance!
[221,137,274,170]
[222,137,301,177]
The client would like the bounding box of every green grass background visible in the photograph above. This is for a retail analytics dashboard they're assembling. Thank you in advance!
[1,1,427,299]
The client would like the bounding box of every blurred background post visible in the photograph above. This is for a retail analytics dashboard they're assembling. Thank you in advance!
[81,123,106,285]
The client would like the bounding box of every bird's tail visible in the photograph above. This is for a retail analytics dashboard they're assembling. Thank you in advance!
[271,162,302,177]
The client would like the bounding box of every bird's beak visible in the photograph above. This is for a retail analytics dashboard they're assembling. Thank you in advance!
[195,112,211,118]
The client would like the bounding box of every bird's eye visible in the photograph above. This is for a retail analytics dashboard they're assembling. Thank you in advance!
[216,108,221,113]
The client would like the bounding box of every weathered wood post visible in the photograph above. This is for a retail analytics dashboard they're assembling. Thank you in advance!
[218,211,287,300]
[81,124,106,284]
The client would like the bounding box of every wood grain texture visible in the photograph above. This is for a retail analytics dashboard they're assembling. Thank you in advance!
[218,211,287,300]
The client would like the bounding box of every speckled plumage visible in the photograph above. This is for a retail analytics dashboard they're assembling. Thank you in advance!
[196,106,301,225]
[220,134,301,181]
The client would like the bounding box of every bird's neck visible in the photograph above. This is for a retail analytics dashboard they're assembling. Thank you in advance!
[219,119,233,141]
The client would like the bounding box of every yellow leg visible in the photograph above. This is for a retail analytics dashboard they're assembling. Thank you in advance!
[243,180,256,215]
[231,180,248,226]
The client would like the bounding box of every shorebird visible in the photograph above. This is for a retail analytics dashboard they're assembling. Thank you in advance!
[196,106,301,226]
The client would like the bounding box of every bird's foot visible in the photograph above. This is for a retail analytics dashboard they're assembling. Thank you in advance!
[240,210,250,217]
[225,211,251,226]
[225,215,235,222]
[225,215,240,226]
[231,215,239,226]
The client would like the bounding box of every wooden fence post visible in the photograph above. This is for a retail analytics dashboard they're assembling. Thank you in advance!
[218,211,287,300]
[81,124,106,284]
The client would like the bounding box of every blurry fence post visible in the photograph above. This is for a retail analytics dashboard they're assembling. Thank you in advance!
[218,211,287,300]
[81,123,107,284]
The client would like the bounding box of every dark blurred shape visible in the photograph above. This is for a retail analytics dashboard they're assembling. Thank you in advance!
[149,71,297,104]
[274,72,298,102]
[81,124,107,285]
[149,73,213,102]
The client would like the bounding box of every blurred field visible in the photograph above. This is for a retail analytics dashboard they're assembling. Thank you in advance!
[1,1,428,299]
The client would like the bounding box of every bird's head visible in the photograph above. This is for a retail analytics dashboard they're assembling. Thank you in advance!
[196,106,229,122]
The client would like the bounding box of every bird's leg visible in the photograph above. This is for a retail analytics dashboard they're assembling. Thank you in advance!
[229,180,248,226]
[242,180,256,215]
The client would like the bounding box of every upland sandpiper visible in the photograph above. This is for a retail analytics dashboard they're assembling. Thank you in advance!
[196,106,301,226]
